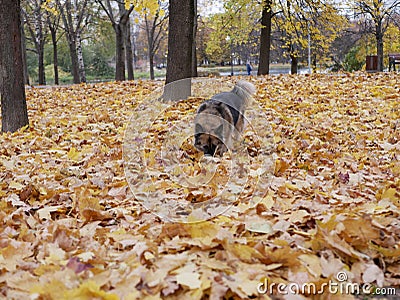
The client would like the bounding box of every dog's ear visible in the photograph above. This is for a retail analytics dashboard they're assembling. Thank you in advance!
[195,123,204,133]
[214,124,224,139]
[197,103,207,113]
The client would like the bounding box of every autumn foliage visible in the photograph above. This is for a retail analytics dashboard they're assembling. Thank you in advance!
[0,74,399,299]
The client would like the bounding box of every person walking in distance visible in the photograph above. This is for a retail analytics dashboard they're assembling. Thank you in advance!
[246,60,252,75]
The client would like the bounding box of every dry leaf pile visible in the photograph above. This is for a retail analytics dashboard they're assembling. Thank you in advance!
[0,74,399,299]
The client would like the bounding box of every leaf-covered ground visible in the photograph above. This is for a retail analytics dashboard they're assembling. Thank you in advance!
[0,74,399,299]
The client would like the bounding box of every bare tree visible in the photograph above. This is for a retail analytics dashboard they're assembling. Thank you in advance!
[143,2,168,80]
[56,0,89,83]
[22,0,47,85]
[96,0,134,81]
[1,0,29,132]
[46,3,62,85]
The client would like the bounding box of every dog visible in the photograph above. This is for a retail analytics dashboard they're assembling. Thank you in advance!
[194,80,256,156]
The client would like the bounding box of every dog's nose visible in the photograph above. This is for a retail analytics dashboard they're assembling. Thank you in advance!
[204,148,212,156]
[204,145,216,156]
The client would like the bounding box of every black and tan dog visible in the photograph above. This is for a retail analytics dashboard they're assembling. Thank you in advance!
[194,80,255,156]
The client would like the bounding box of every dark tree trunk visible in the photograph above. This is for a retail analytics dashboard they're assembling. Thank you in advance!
[149,52,155,80]
[125,19,134,80]
[50,28,59,85]
[145,15,155,80]
[164,0,194,100]
[376,21,384,72]
[192,0,198,77]
[258,0,272,75]
[110,3,134,81]
[114,23,126,81]
[290,54,298,74]
[166,0,194,84]
[67,36,80,83]
[36,15,46,85]
[38,47,46,85]
[0,0,29,132]
[47,13,60,85]
[21,13,30,85]
[192,44,198,77]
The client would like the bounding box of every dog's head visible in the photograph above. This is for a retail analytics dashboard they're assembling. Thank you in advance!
[194,123,225,156]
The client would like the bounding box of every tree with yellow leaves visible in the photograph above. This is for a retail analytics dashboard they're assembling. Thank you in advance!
[205,0,261,65]
[351,0,400,71]
[273,0,347,73]
[204,0,346,74]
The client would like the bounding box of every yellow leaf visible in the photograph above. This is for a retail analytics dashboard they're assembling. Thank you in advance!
[65,280,119,300]
[67,147,81,161]
[381,188,398,201]
[299,254,322,278]
[274,158,290,176]
[245,221,273,234]
[124,0,132,10]
[37,205,62,220]
[224,242,263,262]
[174,264,202,289]
[8,181,24,190]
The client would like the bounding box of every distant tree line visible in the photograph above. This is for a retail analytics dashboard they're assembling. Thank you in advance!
[1,0,400,132]
[19,0,400,87]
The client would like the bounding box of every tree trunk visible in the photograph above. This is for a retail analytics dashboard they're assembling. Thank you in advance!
[53,39,59,85]
[61,0,80,84]
[166,0,194,83]
[73,1,86,83]
[76,29,86,83]
[38,49,46,85]
[49,26,59,85]
[376,22,384,72]
[145,15,155,80]
[192,0,198,77]
[258,0,272,75]
[164,0,194,100]
[125,19,134,80]
[67,34,80,84]
[149,52,155,80]
[34,6,46,85]
[0,0,29,132]
[290,54,298,74]
[97,1,134,82]
[21,12,30,85]
[57,0,86,84]
[114,24,126,81]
